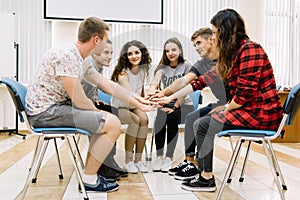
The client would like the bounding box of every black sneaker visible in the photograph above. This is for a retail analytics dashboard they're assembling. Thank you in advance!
[174,163,199,181]
[79,175,119,193]
[181,175,216,192]
[168,159,189,176]
[97,164,121,180]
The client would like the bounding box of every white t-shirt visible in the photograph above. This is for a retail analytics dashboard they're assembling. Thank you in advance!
[111,68,146,109]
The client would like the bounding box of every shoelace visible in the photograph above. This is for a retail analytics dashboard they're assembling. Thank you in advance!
[190,177,199,184]
[176,161,188,169]
[182,164,194,172]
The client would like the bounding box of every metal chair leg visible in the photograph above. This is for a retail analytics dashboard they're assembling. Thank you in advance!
[54,138,64,179]
[21,136,45,199]
[227,139,244,183]
[239,141,252,182]
[73,135,85,168]
[31,138,49,183]
[216,139,243,200]
[262,140,285,200]
[65,136,89,200]
[267,140,287,190]
[149,127,155,161]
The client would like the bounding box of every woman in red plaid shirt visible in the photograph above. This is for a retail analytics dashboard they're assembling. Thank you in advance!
[156,8,283,192]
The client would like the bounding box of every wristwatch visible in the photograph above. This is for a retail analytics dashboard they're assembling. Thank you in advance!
[172,105,178,110]
[224,104,229,109]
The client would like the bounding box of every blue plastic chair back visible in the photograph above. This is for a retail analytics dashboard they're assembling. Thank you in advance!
[1,77,27,122]
[189,90,201,110]
[98,90,112,104]
[284,83,300,125]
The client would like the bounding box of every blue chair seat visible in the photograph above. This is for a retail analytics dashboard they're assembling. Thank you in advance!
[33,127,92,136]
[218,129,276,137]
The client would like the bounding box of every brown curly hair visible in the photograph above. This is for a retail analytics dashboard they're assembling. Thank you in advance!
[111,40,152,82]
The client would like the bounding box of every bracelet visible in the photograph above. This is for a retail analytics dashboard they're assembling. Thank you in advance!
[224,104,229,109]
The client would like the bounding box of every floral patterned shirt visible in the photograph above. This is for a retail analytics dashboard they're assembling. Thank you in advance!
[26,43,85,115]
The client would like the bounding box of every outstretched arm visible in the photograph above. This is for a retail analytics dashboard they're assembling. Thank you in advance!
[155,73,196,98]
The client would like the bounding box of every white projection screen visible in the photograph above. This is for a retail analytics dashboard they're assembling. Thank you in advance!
[44,0,163,24]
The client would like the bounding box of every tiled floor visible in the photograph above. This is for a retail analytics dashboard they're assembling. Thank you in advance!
[0,130,299,200]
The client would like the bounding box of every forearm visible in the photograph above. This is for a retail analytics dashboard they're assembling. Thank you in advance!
[169,84,194,103]
[163,76,190,96]
[100,80,140,108]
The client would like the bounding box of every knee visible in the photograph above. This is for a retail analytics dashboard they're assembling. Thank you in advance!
[104,114,121,137]
[140,116,148,126]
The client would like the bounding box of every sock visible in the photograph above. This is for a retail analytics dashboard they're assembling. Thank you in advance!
[82,173,97,185]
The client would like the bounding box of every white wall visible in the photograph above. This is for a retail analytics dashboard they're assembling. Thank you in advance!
[237,0,266,45]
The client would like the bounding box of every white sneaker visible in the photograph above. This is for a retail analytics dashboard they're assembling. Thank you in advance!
[153,157,163,172]
[135,161,148,173]
[161,157,172,173]
[124,161,138,174]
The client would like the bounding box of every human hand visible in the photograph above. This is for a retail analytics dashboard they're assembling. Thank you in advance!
[148,90,165,101]
[161,107,174,114]
[208,105,226,114]
[145,89,160,100]
[152,96,173,106]
[95,100,107,106]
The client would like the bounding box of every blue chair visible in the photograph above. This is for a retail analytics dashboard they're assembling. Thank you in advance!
[216,83,300,200]
[0,77,91,200]
[189,90,201,110]
[98,89,112,104]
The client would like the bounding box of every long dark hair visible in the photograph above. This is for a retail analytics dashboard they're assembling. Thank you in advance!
[154,37,185,75]
[210,8,249,80]
[111,40,152,82]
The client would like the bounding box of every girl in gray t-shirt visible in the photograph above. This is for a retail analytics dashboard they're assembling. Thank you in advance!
[149,37,194,172]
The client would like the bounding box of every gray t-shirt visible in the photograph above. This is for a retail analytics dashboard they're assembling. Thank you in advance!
[189,57,216,76]
[156,60,193,106]
[81,56,103,101]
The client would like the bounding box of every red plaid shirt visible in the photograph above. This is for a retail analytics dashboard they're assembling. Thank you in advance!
[191,39,283,130]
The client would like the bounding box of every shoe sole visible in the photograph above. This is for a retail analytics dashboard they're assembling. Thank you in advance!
[174,174,198,181]
[181,184,216,192]
[152,169,161,172]
[168,171,176,176]
[79,185,120,193]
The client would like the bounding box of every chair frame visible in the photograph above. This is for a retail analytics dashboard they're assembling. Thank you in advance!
[216,84,300,200]
[1,78,90,200]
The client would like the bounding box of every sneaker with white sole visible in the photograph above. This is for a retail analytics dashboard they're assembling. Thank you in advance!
[181,175,216,192]
[124,161,138,174]
[161,157,172,173]
[152,157,163,172]
[135,161,148,173]
[78,175,119,193]
[168,159,189,176]
[174,163,199,181]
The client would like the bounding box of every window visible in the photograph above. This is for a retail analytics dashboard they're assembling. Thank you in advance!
[265,0,300,86]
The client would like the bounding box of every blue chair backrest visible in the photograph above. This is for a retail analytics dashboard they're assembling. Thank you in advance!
[189,90,201,110]
[98,90,112,104]
[284,83,300,125]
[0,77,27,122]
[276,85,281,91]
